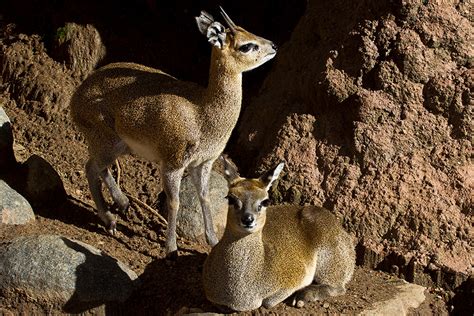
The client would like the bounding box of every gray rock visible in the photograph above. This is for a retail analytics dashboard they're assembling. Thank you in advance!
[160,171,228,244]
[23,154,66,206]
[0,107,16,171]
[360,281,426,316]
[0,235,138,313]
[0,180,35,224]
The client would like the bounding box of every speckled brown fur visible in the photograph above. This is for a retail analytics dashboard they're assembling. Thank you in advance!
[203,160,355,311]
[70,9,277,256]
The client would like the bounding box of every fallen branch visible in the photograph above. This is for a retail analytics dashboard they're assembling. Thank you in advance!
[114,159,168,226]
[126,193,168,226]
[115,159,122,187]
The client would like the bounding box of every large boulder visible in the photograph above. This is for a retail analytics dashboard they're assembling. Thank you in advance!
[159,171,228,244]
[177,171,228,243]
[22,154,67,207]
[0,235,138,313]
[0,180,35,225]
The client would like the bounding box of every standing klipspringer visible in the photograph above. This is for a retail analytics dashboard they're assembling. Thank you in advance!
[70,8,277,257]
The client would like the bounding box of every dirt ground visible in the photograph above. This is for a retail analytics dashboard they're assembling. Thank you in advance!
[0,1,468,314]
[0,214,449,315]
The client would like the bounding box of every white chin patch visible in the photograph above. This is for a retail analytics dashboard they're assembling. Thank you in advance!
[245,52,277,72]
[240,223,256,231]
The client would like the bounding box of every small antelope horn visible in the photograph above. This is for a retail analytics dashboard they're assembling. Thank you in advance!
[219,6,237,33]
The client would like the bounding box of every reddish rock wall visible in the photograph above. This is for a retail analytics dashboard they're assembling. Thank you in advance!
[235,0,472,287]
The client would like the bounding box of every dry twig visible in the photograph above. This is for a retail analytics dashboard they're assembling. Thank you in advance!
[114,159,168,226]
[126,193,168,226]
[115,159,122,186]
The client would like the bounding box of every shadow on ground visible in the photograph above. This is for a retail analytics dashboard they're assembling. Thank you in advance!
[121,250,212,315]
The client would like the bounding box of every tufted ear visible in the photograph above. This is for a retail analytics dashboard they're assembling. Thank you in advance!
[259,163,284,191]
[195,11,226,49]
[220,155,241,184]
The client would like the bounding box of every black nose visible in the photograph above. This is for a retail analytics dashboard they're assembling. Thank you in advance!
[271,42,278,51]
[241,214,255,226]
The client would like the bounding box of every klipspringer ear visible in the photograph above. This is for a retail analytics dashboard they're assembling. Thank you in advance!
[259,163,284,191]
[195,11,226,49]
[221,155,241,184]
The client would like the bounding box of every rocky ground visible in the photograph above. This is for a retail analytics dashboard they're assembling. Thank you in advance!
[0,0,472,315]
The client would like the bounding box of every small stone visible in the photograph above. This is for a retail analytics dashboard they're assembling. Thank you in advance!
[177,306,190,314]
[296,300,305,308]
[427,263,439,271]
[0,180,35,224]
[188,307,204,313]
[390,265,400,275]
[323,302,330,308]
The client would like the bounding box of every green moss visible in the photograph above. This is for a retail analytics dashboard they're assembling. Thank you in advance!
[55,26,69,44]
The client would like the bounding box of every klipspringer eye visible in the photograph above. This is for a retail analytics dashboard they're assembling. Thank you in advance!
[258,199,271,211]
[239,43,258,53]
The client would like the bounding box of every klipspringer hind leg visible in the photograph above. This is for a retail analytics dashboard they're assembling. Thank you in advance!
[293,238,355,305]
[86,158,117,233]
[101,140,130,212]
[102,168,129,212]
[190,160,218,246]
[85,139,129,233]
[161,167,185,258]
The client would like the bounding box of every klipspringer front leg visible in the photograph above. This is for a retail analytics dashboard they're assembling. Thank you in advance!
[190,160,218,246]
[292,284,346,306]
[162,167,184,259]
[262,288,296,309]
